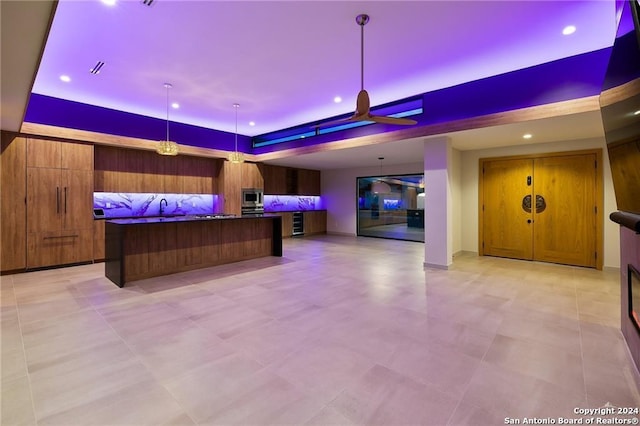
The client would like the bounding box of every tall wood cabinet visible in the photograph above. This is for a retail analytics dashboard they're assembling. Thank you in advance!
[26,139,94,268]
[1,134,27,272]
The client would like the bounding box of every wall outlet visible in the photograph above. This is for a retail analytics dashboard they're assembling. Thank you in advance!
[106,202,111,208]
[178,201,182,207]
[192,202,196,207]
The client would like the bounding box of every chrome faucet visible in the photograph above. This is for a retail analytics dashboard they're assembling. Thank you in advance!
[159,198,168,215]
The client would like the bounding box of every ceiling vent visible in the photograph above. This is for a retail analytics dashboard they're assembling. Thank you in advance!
[89,61,105,75]
[141,0,155,6]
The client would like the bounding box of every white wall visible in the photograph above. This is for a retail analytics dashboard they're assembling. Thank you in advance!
[460,137,620,268]
[323,162,424,235]
[451,148,462,255]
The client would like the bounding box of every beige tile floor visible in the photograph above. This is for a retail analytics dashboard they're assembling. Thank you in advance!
[2,234,639,425]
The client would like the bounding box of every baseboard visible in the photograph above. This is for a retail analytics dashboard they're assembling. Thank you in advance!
[326,231,356,237]
[423,262,450,270]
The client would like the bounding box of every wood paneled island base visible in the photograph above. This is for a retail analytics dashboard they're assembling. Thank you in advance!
[105,215,282,287]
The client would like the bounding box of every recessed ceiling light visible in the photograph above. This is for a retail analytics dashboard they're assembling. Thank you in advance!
[249,121,255,126]
[562,25,576,36]
[171,102,179,109]
[59,75,71,83]
[523,133,532,139]
[101,0,117,5]
[334,96,342,103]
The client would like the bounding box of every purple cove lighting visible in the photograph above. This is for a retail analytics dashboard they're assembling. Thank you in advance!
[94,192,218,218]
[263,195,323,212]
[251,48,611,155]
[24,95,252,153]
[26,48,610,157]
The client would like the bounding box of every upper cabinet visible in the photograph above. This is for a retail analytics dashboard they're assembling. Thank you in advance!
[263,164,320,195]
[94,146,219,194]
[297,168,321,196]
[263,164,287,194]
[27,138,93,170]
[241,162,264,189]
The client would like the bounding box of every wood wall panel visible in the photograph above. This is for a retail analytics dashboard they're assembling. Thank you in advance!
[176,222,204,267]
[1,134,26,271]
[94,220,105,261]
[124,226,149,278]
[200,221,221,264]
[147,223,177,273]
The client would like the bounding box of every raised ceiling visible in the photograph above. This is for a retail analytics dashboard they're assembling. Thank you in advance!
[32,0,616,141]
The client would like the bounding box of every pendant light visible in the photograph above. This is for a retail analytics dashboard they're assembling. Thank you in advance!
[156,83,179,156]
[372,157,391,194]
[228,103,245,164]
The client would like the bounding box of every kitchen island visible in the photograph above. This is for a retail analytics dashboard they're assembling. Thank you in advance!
[105,214,282,287]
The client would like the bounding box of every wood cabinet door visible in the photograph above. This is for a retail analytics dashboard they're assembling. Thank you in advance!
[221,161,242,215]
[27,231,63,268]
[27,167,62,234]
[481,158,534,260]
[297,169,321,195]
[27,138,61,168]
[304,211,327,235]
[263,165,287,194]
[241,162,264,189]
[62,169,94,231]
[533,154,597,268]
[60,142,93,170]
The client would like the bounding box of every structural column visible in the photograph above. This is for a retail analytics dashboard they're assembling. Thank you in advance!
[424,136,452,269]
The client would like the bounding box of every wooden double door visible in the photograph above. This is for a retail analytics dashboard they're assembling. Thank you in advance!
[480,150,602,269]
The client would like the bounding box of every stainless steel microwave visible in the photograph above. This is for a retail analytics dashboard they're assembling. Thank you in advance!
[241,188,264,208]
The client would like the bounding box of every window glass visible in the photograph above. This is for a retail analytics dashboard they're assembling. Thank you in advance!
[356,174,424,242]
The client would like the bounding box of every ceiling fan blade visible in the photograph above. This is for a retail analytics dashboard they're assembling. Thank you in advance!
[369,115,418,125]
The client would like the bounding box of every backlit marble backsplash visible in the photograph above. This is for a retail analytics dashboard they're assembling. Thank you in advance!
[264,195,322,212]
[94,192,218,218]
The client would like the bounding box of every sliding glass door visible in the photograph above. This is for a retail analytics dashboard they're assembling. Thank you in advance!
[356,174,424,242]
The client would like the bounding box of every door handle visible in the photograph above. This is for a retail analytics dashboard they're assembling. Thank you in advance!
[535,195,546,213]
[527,219,532,224]
[56,187,60,213]
[522,195,532,213]
[64,187,68,213]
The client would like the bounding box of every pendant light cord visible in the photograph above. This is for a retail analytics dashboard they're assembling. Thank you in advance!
[164,82,172,142]
[233,103,239,152]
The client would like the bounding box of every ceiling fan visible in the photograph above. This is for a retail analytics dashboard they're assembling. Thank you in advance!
[319,14,417,127]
